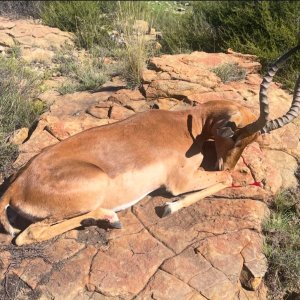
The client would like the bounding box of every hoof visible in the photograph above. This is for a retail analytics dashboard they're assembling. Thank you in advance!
[81,218,97,227]
[161,203,172,218]
[111,221,123,229]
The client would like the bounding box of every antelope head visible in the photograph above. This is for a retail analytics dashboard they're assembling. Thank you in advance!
[215,44,300,170]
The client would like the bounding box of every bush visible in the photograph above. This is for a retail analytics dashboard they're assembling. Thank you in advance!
[39,1,300,89]
[0,57,43,176]
[189,1,300,89]
[41,1,116,49]
[211,63,246,83]
[53,46,108,93]
[0,1,42,18]
[263,190,300,299]
[113,1,157,87]
[153,1,300,89]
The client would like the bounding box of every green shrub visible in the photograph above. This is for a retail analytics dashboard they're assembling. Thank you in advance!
[0,57,43,176]
[41,1,116,49]
[154,1,299,89]
[156,12,191,54]
[57,81,80,95]
[112,1,159,87]
[0,1,42,18]
[7,44,22,59]
[211,63,246,83]
[54,46,108,93]
[189,1,300,90]
[263,190,300,299]
[117,40,147,88]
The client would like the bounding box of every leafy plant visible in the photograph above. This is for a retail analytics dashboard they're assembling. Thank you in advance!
[41,1,116,49]
[0,57,43,176]
[191,1,300,90]
[56,81,80,95]
[263,190,300,299]
[112,1,160,87]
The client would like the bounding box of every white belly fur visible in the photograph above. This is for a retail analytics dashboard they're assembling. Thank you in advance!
[112,191,151,212]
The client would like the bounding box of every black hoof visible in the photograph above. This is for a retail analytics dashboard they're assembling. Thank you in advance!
[81,218,97,227]
[161,205,172,218]
[111,221,123,229]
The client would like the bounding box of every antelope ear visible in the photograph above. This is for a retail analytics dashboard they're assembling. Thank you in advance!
[216,126,235,138]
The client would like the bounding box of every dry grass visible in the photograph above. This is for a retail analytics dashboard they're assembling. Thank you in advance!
[263,189,300,299]
[112,1,159,87]
[211,62,247,83]
[53,46,108,94]
[0,56,44,176]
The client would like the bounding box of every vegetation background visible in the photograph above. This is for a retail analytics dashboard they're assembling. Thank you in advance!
[0,1,299,299]
[1,1,299,88]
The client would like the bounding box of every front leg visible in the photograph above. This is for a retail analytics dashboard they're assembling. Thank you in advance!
[163,182,230,216]
[163,169,233,217]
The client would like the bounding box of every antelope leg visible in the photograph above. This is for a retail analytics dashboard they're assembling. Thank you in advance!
[162,182,228,217]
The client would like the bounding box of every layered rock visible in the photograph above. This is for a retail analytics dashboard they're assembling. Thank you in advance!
[0,16,74,63]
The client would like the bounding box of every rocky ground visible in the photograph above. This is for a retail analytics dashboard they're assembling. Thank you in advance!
[0,17,299,300]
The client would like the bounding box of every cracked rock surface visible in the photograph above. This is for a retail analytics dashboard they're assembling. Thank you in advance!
[1,17,300,300]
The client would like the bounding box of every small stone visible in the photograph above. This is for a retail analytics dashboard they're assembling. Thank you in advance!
[0,32,15,47]
[0,251,12,277]
[87,105,110,119]
[19,130,59,153]
[240,265,264,291]
[108,89,145,105]
[146,79,211,99]
[155,98,180,110]
[9,128,29,145]
[109,105,135,120]
[0,20,15,29]
[125,100,149,112]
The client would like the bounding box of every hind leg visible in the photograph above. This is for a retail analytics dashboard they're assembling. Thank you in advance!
[15,207,120,246]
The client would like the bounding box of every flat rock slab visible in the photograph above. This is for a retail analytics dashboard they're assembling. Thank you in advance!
[0,197,268,300]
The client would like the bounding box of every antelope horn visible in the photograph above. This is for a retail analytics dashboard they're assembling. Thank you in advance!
[242,44,300,136]
[261,74,300,133]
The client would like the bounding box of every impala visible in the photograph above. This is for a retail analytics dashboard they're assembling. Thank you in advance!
[1,45,299,245]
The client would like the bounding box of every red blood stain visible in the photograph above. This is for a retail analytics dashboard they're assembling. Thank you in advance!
[249,181,262,187]
[231,182,262,188]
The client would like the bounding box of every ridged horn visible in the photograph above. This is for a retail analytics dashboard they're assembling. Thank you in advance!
[261,74,300,133]
[241,44,300,136]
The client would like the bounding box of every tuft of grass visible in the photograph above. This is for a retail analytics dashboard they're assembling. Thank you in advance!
[0,56,43,176]
[53,46,108,93]
[211,63,247,83]
[113,1,159,87]
[7,44,22,59]
[263,190,300,300]
[56,81,80,95]
[115,39,148,88]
